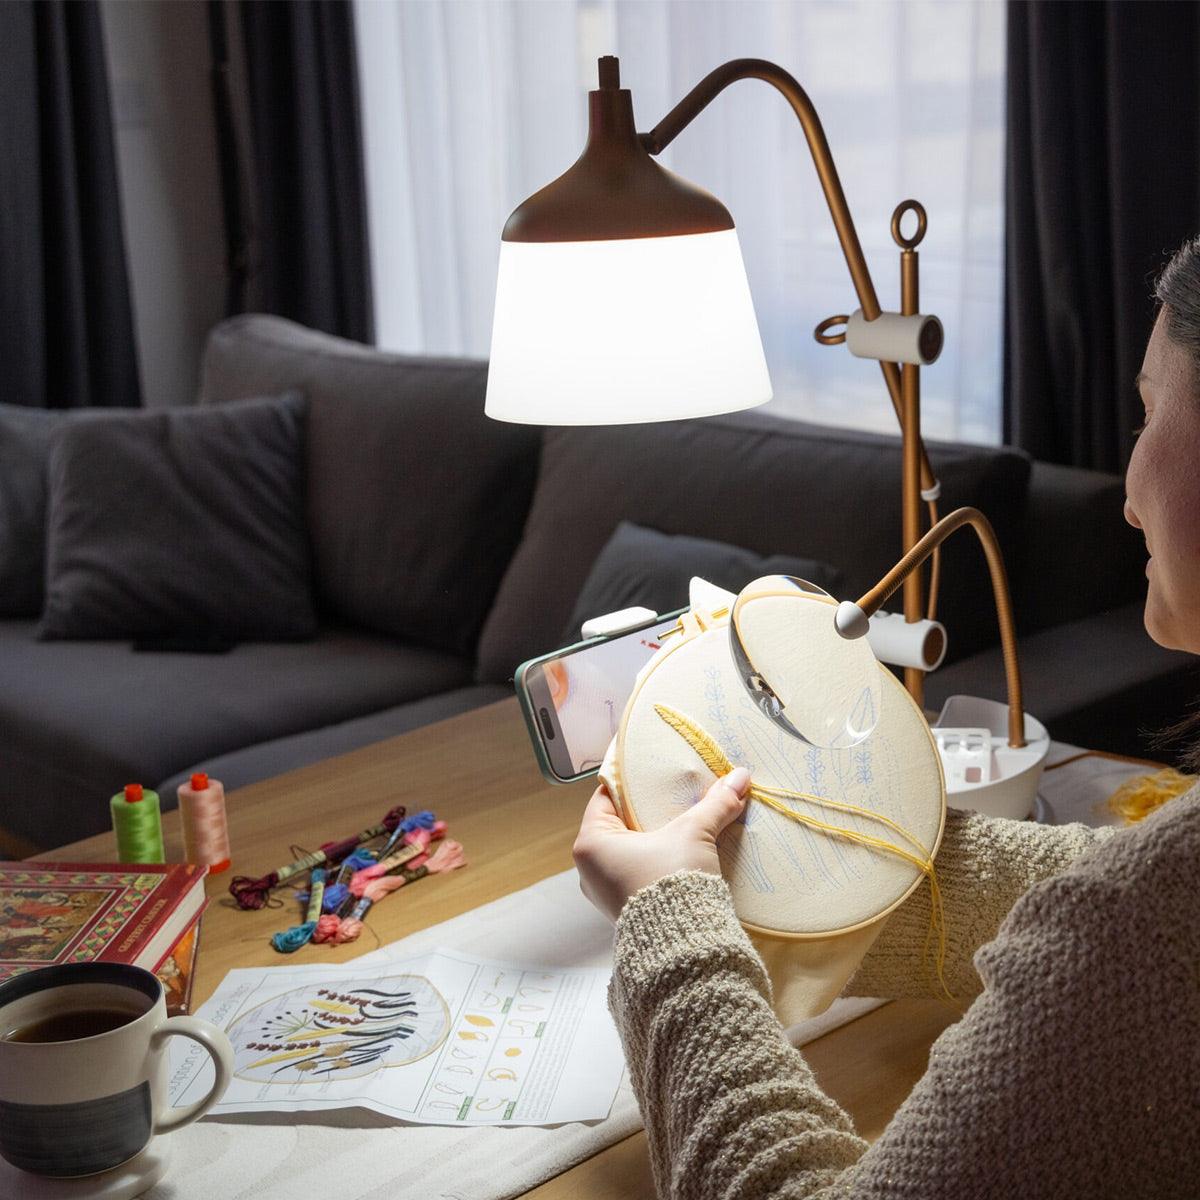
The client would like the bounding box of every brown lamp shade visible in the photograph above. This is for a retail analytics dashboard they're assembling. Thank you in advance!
[502,57,734,244]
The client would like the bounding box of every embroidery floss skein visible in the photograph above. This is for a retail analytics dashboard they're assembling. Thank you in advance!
[178,773,231,873]
[229,806,405,909]
[309,849,383,911]
[377,809,437,859]
[313,851,430,945]
[271,868,327,953]
[320,816,429,910]
[349,822,447,897]
[321,840,467,944]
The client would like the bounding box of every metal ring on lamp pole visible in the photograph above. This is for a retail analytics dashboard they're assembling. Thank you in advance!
[891,200,927,249]
[814,314,849,346]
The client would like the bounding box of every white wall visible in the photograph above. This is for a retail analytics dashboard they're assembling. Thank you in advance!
[101,0,226,407]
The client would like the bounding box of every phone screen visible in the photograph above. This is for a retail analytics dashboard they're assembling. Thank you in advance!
[521,615,683,781]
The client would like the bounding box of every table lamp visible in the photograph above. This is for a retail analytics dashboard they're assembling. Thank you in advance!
[486,56,1049,818]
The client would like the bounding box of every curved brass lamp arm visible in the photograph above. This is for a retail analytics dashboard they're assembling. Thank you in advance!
[855,507,1026,748]
[640,57,935,496]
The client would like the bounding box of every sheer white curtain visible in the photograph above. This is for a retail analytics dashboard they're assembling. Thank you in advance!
[355,0,1005,443]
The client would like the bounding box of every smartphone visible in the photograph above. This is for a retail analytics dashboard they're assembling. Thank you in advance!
[515,609,686,784]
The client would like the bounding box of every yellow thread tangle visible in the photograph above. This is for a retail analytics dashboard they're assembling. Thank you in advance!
[653,704,952,1003]
[1107,767,1196,825]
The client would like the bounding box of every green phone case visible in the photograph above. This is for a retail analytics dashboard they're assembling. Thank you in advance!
[514,609,685,786]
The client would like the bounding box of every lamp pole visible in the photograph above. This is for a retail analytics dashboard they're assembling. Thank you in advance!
[637,57,940,707]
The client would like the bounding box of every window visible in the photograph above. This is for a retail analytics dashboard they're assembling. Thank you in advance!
[355,0,1005,443]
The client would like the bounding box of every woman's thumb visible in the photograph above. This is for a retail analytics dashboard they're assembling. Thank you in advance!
[684,767,752,837]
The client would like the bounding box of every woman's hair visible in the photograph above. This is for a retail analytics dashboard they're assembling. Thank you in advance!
[1151,238,1200,773]
[1155,236,1200,375]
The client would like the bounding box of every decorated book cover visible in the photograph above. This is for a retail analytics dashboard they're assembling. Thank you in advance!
[0,862,207,985]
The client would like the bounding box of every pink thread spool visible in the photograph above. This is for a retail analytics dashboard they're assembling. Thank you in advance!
[178,772,231,873]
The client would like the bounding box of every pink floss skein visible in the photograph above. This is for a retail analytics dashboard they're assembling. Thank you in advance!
[349,823,446,896]
[312,915,343,944]
[324,852,432,944]
[325,841,467,945]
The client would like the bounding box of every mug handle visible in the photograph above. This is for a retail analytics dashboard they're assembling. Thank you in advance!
[150,1015,235,1133]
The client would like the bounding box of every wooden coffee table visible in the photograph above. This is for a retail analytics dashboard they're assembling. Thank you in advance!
[40,697,956,1198]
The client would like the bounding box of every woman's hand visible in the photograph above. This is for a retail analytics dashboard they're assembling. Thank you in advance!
[573,768,752,922]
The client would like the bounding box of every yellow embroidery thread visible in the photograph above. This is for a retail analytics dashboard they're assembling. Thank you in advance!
[654,703,952,1002]
[1107,767,1196,825]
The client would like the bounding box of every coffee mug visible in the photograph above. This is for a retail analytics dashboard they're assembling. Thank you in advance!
[0,962,233,1180]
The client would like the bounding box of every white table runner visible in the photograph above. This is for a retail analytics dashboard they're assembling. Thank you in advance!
[146,868,881,1200]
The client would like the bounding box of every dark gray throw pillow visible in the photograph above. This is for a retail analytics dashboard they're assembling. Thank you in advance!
[38,393,317,642]
[0,405,75,617]
[562,521,842,644]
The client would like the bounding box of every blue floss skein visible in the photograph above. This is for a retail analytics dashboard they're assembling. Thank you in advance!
[379,810,437,859]
[322,883,350,912]
[271,868,327,953]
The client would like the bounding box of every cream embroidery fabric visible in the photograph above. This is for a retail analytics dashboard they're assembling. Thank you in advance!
[602,583,945,1022]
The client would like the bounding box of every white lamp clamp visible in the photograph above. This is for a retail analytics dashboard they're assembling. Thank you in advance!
[845,309,944,366]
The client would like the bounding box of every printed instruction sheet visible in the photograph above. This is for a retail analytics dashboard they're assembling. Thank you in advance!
[168,949,623,1126]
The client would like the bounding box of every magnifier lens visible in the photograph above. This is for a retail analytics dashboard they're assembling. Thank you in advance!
[730,575,881,749]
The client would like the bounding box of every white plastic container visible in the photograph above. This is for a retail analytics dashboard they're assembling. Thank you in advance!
[933,695,1051,820]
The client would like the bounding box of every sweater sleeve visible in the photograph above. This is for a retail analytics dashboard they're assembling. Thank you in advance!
[846,807,1114,1000]
[609,796,1198,1200]
[608,870,868,1200]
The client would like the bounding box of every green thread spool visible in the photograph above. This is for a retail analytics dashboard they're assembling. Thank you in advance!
[111,783,165,864]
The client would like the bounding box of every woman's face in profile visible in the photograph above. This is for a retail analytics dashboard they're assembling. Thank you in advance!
[1125,309,1200,654]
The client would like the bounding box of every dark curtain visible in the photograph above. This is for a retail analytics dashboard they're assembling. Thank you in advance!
[215,0,373,343]
[1004,1,1200,472]
[0,1,141,409]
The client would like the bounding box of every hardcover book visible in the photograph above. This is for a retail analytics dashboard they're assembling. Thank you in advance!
[0,862,208,985]
[158,914,202,1017]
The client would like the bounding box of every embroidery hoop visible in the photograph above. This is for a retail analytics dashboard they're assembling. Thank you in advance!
[603,579,946,947]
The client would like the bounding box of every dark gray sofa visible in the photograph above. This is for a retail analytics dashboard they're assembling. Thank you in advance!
[1,315,1193,852]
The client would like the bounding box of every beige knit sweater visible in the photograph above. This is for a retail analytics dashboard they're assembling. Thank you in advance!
[608,791,1200,1199]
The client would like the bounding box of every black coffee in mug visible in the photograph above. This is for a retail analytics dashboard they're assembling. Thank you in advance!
[3,1004,144,1044]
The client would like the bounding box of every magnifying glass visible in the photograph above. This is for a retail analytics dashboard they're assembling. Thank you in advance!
[729,575,882,750]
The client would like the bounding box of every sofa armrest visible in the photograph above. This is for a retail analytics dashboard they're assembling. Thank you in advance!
[1012,461,1146,636]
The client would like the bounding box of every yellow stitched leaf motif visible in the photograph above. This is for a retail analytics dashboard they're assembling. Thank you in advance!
[653,705,733,777]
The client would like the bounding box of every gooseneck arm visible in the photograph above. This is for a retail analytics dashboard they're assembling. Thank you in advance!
[640,57,936,497]
[854,507,1026,748]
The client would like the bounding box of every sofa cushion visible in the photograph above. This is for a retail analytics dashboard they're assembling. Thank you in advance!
[200,315,542,658]
[158,684,512,797]
[477,410,1032,683]
[925,601,1198,761]
[0,621,472,849]
[39,394,316,642]
[0,405,73,618]
[562,521,842,645]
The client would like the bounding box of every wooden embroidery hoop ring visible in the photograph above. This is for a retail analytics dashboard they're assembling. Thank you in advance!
[606,585,946,944]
